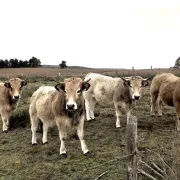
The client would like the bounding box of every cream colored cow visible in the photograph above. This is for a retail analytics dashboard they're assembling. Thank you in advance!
[0,78,27,132]
[29,77,90,157]
[83,73,149,128]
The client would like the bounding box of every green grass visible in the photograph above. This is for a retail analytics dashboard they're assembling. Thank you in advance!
[0,75,180,179]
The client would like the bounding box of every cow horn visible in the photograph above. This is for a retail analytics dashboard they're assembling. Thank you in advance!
[84,78,91,83]
[144,74,156,81]
[119,77,129,81]
[52,79,60,84]
[22,79,28,83]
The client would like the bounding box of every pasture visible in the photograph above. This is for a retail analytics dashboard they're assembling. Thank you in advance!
[0,68,180,180]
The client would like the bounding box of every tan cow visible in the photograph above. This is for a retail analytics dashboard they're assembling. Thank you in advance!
[0,78,27,132]
[83,73,149,128]
[29,77,90,157]
[150,73,180,131]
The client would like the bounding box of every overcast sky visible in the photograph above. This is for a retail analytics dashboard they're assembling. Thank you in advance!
[0,0,180,69]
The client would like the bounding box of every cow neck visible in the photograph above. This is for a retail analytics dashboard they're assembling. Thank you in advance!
[7,89,20,110]
[125,86,136,109]
[129,95,136,109]
[66,103,84,126]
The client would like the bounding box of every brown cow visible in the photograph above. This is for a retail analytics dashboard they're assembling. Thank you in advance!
[150,73,180,131]
[29,77,90,157]
[0,78,27,132]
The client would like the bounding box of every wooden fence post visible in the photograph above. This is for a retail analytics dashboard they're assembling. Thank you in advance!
[132,66,135,76]
[126,115,138,180]
[115,69,118,77]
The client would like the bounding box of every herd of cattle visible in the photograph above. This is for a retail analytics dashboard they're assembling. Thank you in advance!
[0,72,180,157]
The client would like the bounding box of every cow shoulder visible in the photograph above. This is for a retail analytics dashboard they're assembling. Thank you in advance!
[0,83,11,104]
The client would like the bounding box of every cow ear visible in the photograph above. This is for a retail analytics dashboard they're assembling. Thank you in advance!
[4,82,11,88]
[21,81,27,86]
[120,77,131,87]
[124,80,130,87]
[55,83,65,92]
[141,80,149,87]
[81,82,90,91]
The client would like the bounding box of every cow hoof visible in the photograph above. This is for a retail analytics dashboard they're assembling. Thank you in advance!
[158,114,162,117]
[87,118,95,123]
[84,151,91,157]
[151,114,155,116]
[32,143,38,146]
[116,125,121,128]
[2,130,8,133]
[177,127,180,131]
[43,141,48,145]
[60,153,67,158]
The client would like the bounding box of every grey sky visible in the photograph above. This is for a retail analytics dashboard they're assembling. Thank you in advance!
[0,0,180,69]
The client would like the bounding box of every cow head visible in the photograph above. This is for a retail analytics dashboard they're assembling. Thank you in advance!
[55,77,90,111]
[4,78,27,100]
[121,76,149,100]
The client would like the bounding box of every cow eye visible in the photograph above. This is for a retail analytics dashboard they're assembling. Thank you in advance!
[77,89,81,94]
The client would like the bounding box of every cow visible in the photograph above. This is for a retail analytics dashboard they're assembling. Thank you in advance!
[150,73,180,131]
[0,78,27,132]
[29,77,91,157]
[83,73,149,128]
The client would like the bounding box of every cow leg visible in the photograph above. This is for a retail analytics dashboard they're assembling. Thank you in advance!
[177,117,180,132]
[89,97,96,120]
[84,96,96,121]
[175,103,180,131]
[150,93,158,116]
[57,122,67,155]
[126,110,132,124]
[1,112,10,132]
[115,111,122,128]
[157,97,163,116]
[77,115,89,154]
[30,116,39,144]
[85,101,91,121]
[42,122,49,144]
[114,105,123,128]
[59,131,67,155]
[2,118,9,132]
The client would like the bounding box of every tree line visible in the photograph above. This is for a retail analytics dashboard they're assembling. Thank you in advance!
[0,57,41,68]
[174,57,180,68]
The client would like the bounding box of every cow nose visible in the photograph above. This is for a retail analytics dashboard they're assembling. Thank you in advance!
[67,104,75,110]
[14,95,20,100]
[134,96,140,100]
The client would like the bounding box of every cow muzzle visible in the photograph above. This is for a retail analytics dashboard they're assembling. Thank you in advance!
[13,95,20,100]
[134,95,140,100]
[66,103,77,111]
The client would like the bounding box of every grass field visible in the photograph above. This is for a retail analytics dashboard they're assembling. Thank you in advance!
[0,68,180,180]
[0,67,180,78]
